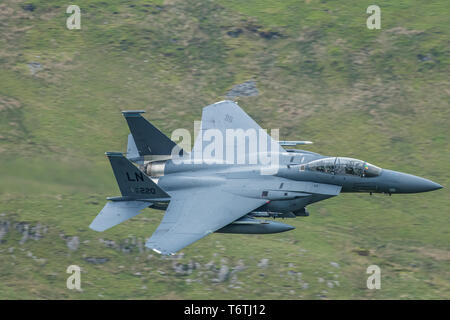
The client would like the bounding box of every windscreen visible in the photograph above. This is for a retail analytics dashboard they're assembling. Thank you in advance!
[306,157,382,177]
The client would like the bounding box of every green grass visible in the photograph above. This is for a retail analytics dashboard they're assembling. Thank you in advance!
[0,0,448,299]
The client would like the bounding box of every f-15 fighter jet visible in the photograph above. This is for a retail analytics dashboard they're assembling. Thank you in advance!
[90,101,442,255]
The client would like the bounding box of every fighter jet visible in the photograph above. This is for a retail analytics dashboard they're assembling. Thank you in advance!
[89,100,442,255]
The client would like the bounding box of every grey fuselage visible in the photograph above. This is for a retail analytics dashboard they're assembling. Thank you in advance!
[145,149,442,217]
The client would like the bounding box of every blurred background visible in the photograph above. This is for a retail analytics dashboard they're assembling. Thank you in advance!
[0,0,448,299]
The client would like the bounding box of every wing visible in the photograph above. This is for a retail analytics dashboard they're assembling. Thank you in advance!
[145,188,267,255]
[191,100,284,160]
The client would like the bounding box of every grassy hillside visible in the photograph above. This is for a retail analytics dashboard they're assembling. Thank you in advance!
[0,0,448,299]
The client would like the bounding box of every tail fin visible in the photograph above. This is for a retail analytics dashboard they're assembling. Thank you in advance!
[126,134,144,164]
[122,110,183,156]
[106,152,169,199]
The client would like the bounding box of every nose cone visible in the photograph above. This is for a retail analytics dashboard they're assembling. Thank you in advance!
[409,178,443,193]
[382,170,443,193]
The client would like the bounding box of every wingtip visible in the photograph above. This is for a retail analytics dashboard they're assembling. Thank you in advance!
[151,248,174,256]
[146,244,174,256]
[206,100,238,110]
[105,151,124,157]
[88,222,105,232]
[151,248,162,254]
[122,110,146,117]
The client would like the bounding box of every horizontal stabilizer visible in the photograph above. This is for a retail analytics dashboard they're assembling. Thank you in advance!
[90,201,149,232]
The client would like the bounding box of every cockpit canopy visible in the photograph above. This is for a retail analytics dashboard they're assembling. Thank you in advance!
[305,157,382,177]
